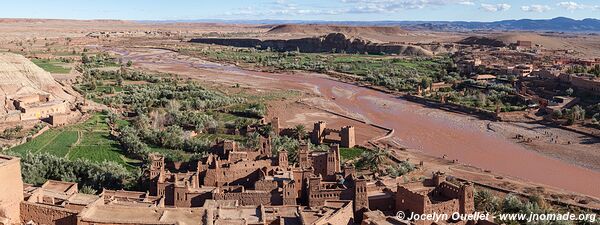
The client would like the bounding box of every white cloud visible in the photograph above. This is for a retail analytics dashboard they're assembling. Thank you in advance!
[521,4,551,12]
[339,0,478,13]
[458,1,475,6]
[480,3,511,12]
[226,0,345,16]
[226,0,480,17]
[556,1,591,11]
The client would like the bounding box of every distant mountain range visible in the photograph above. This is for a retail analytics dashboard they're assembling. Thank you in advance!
[400,17,600,32]
[144,17,600,33]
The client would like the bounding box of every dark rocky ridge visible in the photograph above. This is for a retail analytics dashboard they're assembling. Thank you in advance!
[190,33,433,56]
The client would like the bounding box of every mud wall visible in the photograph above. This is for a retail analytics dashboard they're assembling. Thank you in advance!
[0,156,23,225]
[20,202,78,225]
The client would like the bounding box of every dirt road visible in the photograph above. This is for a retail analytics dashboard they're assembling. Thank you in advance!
[116,47,600,198]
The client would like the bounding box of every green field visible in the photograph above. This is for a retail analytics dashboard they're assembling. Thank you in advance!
[340,147,366,161]
[8,113,138,168]
[31,59,72,73]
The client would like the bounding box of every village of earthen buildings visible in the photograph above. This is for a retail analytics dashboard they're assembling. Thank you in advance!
[0,4,600,225]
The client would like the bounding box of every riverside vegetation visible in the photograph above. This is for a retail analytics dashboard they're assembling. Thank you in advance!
[180,45,528,112]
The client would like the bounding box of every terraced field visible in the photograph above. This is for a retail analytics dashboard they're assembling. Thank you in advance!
[8,113,138,168]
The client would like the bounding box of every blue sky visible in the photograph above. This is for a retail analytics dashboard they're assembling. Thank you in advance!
[0,0,598,22]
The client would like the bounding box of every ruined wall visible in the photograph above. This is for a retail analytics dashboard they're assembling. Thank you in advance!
[176,191,212,208]
[254,180,279,192]
[436,182,460,199]
[212,192,272,206]
[395,186,427,215]
[20,202,78,225]
[0,156,23,225]
[203,159,272,187]
[308,189,344,208]
[425,199,459,215]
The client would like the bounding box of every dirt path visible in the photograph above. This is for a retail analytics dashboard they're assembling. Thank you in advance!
[64,130,83,159]
[114,47,600,198]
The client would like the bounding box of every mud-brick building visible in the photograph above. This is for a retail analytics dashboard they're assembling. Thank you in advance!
[11,94,69,121]
[311,121,356,148]
[0,155,24,225]
[396,172,475,225]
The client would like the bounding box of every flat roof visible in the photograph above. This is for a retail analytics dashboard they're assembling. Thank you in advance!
[68,193,100,205]
[82,206,161,223]
[42,180,77,193]
[217,206,262,223]
[0,155,18,165]
[81,205,205,225]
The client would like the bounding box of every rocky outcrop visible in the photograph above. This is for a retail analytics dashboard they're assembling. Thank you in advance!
[0,53,76,114]
[458,36,507,47]
[190,33,433,57]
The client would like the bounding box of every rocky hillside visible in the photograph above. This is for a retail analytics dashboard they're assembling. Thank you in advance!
[191,33,434,57]
[266,24,408,42]
[0,53,75,111]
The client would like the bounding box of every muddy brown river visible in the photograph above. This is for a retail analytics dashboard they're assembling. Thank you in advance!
[118,48,600,198]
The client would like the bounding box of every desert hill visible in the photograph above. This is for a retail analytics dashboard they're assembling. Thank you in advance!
[266,24,408,42]
[491,33,571,49]
[459,33,572,49]
[458,36,507,47]
[0,53,75,112]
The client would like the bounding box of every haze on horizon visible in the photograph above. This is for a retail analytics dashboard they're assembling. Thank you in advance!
[0,0,599,22]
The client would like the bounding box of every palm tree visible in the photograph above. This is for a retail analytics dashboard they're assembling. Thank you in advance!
[362,147,388,173]
[293,124,307,140]
[474,190,499,213]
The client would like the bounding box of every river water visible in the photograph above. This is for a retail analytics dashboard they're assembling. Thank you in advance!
[119,48,600,198]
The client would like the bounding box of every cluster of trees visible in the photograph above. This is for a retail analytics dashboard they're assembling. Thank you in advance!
[351,147,415,177]
[567,65,600,77]
[231,103,267,118]
[106,83,244,113]
[189,47,457,92]
[272,135,301,163]
[474,190,595,225]
[431,87,527,112]
[1,125,23,139]
[16,152,136,192]
[116,115,212,160]
[587,103,600,125]
[553,105,587,125]
[1,123,45,140]
[81,52,118,68]
[385,161,415,178]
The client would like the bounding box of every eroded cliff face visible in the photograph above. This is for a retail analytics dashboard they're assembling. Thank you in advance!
[0,53,75,113]
[190,33,436,57]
